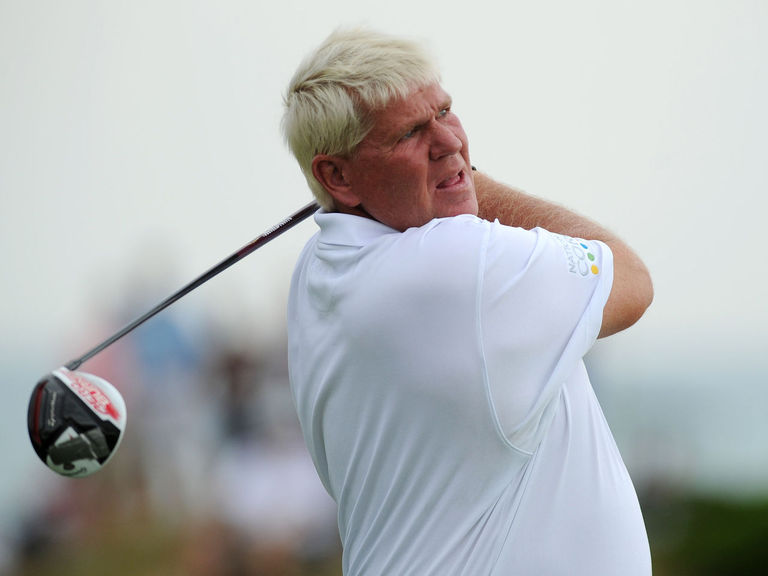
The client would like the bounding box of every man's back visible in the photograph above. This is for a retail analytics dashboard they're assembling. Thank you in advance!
[287,211,651,575]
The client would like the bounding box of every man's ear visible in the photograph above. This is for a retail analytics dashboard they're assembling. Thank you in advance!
[311,155,361,208]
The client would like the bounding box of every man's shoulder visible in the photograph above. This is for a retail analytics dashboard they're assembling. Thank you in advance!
[420,213,489,232]
[392,214,492,256]
[404,213,492,244]
[412,214,542,261]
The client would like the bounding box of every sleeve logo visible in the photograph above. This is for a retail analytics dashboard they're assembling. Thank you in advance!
[551,233,600,278]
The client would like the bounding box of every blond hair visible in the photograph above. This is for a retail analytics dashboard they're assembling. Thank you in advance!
[281,28,441,210]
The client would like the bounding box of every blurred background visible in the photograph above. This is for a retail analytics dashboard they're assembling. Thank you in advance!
[1,1,766,574]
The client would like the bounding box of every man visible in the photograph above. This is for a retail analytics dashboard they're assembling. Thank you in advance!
[282,28,654,575]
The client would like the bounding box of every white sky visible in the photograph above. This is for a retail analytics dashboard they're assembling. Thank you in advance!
[2,0,767,356]
[1,0,767,494]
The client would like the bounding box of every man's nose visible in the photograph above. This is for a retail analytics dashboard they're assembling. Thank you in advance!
[428,121,463,160]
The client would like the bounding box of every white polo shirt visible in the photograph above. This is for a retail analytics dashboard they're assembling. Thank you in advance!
[287,211,651,575]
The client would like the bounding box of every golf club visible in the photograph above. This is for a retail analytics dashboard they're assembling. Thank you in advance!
[27,200,320,477]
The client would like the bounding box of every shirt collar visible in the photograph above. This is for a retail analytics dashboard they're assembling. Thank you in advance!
[315,210,400,247]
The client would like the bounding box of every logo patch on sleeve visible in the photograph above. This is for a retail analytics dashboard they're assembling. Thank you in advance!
[551,233,600,277]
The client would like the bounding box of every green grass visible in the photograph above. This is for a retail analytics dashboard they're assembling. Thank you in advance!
[645,493,768,575]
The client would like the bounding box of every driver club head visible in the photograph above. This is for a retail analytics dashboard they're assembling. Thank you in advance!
[27,367,127,478]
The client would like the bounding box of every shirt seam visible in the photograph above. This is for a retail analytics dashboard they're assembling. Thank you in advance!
[475,222,534,458]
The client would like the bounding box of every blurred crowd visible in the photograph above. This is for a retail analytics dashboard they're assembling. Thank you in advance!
[9,307,340,575]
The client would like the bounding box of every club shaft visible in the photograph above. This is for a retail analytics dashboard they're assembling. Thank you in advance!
[65,201,320,371]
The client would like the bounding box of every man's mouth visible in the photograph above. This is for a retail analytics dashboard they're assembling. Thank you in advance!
[437,170,464,189]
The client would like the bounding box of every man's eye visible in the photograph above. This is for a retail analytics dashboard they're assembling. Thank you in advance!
[401,128,417,140]
[438,107,450,117]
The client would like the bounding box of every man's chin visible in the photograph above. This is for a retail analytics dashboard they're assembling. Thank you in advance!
[439,195,479,219]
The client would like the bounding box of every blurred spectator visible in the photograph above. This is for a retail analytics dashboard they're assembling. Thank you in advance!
[205,345,339,571]
[129,311,216,522]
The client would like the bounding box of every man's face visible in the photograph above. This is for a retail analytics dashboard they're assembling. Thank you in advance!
[338,83,477,231]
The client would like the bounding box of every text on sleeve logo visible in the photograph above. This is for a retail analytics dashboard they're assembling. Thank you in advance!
[552,233,600,277]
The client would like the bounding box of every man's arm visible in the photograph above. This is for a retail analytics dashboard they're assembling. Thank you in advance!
[474,171,653,338]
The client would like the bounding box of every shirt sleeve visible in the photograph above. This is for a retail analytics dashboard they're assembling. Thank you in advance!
[479,221,614,452]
